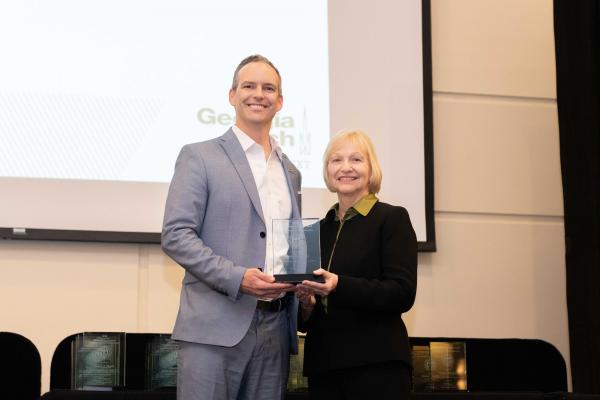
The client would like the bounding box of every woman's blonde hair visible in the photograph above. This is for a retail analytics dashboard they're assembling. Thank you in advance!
[322,130,382,194]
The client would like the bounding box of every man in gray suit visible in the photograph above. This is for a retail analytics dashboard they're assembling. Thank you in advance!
[162,55,301,400]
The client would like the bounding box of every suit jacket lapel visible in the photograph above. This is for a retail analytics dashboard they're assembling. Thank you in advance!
[219,129,265,223]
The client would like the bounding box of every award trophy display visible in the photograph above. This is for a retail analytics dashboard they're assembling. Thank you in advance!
[145,334,178,390]
[71,332,125,390]
[287,333,308,391]
[411,340,468,391]
[411,344,434,392]
[429,341,467,391]
[271,218,323,283]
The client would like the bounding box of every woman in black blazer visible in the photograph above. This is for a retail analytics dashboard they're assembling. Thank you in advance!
[296,130,418,400]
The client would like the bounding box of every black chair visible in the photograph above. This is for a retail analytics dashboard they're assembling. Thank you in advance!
[49,334,76,390]
[465,338,567,392]
[410,337,568,393]
[0,331,42,400]
[411,394,545,400]
[40,390,175,400]
[47,334,571,399]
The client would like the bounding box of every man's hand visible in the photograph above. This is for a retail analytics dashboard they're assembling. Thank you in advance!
[240,268,294,299]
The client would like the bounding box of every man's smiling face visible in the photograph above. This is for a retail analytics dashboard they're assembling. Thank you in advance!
[229,61,283,132]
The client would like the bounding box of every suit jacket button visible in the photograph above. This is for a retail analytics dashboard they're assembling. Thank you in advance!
[260,232,266,238]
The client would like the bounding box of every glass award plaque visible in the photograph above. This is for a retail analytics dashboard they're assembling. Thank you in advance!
[145,334,178,390]
[271,218,323,283]
[411,341,467,392]
[411,344,433,392]
[71,332,125,390]
[287,333,308,391]
[430,341,467,391]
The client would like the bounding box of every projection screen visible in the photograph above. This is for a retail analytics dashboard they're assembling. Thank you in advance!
[0,0,435,250]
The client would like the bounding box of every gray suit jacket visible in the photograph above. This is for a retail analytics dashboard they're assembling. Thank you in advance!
[161,128,301,353]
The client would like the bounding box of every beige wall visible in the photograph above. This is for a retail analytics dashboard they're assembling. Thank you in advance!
[0,0,567,393]
[411,0,567,381]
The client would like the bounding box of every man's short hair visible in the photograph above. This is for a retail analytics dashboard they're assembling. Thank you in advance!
[231,54,282,95]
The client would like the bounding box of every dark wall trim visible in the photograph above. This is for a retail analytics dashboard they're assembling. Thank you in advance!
[0,227,160,244]
[420,0,436,252]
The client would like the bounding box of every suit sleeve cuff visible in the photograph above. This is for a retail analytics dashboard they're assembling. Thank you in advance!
[229,265,247,301]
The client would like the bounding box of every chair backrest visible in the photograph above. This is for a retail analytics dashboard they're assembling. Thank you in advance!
[41,389,176,400]
[50,334,77,390]
[466,338,567,392]
[0,331,42,400]
[410,337,568,392]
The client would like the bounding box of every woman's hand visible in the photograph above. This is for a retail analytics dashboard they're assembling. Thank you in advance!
[295,286,316,307]
[295,285,317,320]
[296,268,339,297]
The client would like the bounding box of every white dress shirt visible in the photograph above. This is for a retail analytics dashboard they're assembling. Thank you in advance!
[232,125,292,276]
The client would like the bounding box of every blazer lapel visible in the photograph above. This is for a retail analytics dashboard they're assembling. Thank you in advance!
[219,129,265,223]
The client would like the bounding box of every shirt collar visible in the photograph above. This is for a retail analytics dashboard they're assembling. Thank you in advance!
[232,125,283,160]
[329,193,379,221]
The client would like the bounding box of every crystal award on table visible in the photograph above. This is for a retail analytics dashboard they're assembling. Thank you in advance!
[271,218,323,283]
[145,334,178,390]
[411,344,433,392]
[71,332,124,390]
[287,333,308,391]
[429,341,467,391]
[412,340,468,392]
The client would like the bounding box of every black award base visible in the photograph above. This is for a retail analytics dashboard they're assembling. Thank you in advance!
[274,274,325,284]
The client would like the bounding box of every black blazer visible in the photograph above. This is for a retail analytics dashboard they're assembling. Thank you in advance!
[300,201,418,375]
